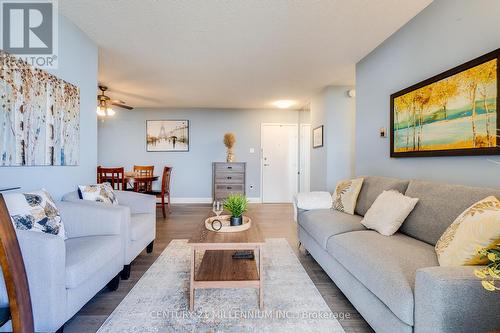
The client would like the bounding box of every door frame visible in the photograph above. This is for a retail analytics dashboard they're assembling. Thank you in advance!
[260,123,299,203]
[299,123,311,193]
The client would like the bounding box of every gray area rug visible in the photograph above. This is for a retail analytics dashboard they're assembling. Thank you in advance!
[98,238,345,333]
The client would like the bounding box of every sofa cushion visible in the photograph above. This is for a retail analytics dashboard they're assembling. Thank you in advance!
[355,176,410,216]
[327,231,438,326]
[298,209,365,249]
[65,235,121,289]
[130,213,154,241]
[401,180,500,245]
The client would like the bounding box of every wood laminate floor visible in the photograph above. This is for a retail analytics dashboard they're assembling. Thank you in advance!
[65,204,374,333]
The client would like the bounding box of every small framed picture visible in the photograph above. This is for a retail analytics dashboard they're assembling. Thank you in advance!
[313,125,324,148]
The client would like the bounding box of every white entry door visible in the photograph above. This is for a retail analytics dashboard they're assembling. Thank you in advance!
[261,123,299,203]
[299,124,311,193]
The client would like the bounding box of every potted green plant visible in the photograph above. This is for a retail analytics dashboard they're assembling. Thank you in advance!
[223,194,248,226]
[474,243,500,292]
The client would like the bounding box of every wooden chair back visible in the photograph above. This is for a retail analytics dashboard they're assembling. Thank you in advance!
[97,166,126,190]
[0,195,34,333]
[161,166,172,195]
[133,165,154,176]
[133,165,154,192]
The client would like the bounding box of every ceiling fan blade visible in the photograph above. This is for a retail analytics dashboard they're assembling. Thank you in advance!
[111,102,134,110]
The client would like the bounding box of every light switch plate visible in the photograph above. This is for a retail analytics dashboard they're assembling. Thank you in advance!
[249,148,255,153]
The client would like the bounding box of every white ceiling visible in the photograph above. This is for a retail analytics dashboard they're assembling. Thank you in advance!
[60,0,432,109]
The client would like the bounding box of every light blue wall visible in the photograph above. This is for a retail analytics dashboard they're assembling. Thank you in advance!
[98,108,309,199]
[356,0,500,188]
[310,86,355,192]
[0,15,98,199]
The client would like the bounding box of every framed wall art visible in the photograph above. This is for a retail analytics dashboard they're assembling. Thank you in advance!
[390,49,499,157]
[313,125,324,148]
[146,120,189,152]
[0,51,80,166]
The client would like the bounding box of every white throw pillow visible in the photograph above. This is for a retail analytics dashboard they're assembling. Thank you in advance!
[332,178,364,215]
[361,190,419,236]
[78,183,119,205]
[3,189,66,240]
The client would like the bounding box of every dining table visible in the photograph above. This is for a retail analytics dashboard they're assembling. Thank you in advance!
[124,172,159,192]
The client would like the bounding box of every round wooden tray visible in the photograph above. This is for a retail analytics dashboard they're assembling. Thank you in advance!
[205,215,252,233]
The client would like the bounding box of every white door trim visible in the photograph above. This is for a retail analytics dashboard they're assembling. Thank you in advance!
[260,123,299,203]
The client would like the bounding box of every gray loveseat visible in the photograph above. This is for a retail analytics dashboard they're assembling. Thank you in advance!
[297,176,500,333]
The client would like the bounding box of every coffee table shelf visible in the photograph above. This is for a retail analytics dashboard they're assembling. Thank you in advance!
[196,250,259,282]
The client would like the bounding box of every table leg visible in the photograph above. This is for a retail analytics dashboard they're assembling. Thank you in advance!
[189,248,195,311]
[258,245,263,309]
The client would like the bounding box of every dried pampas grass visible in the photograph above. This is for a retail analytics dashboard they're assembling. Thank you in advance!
[223,132,236,149]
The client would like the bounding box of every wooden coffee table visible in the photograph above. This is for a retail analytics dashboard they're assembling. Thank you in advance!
[188,214,265,311]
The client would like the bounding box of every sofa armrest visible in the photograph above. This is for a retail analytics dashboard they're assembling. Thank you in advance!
[415,266,500,333]
[16,230,66,332]
[114,190,156,215]
[57,201,127,238]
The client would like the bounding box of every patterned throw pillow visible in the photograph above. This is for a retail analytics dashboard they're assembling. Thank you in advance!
[3,189,66,239]
[435,196,500,266]
[78,183,119,205]
[332,178,364,215]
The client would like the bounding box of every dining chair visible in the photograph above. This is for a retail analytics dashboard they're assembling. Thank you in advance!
[97,166,126,190]
[133,165,154,192]
[146,166,172,218]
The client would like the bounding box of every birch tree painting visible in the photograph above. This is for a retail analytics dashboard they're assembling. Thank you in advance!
[391,50,499,157]
[0,51,80,166]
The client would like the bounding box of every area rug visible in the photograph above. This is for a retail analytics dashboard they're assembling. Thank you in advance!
[97,238,345,333]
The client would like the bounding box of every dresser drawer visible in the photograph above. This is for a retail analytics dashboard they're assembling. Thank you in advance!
[214,163,245,172]
[215,184,244,192]
[215,172,244,184]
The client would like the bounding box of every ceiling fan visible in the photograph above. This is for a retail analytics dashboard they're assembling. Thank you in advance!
[97,85,133,117]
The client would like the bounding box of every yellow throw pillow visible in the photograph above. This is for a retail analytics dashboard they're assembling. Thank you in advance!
[332,178,364,215]
[435,196,500,266]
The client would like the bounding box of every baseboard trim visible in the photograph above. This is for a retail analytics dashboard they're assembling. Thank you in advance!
[166,197,262,204]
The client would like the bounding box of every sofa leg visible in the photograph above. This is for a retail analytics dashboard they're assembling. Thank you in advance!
[121,264,131,280]
[107,274,120,291]
[56,325,64,333]
[146,241,154,254]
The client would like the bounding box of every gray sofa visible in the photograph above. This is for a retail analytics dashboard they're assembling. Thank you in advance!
[0,201,126,333]
[297,176,500,333]
[62,190,156,279]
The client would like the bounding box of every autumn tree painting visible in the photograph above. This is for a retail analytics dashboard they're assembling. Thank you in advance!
[391,51,499,157]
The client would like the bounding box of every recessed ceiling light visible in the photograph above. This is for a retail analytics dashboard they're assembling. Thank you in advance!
[272,100,296,109]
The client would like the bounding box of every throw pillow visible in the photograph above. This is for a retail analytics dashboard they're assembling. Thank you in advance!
[361,190,419,236]
[3,189,66,239]
[78,183,119,205]
[435,196,500,266]
[332,178,364,215]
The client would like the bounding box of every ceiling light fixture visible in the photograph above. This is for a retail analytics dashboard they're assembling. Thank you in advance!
[97,86,116,117]
[272,100,296,109]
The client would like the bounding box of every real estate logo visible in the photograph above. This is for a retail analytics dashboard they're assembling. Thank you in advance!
[0,0,58,68]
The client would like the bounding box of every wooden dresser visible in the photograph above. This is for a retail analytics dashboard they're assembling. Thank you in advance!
[212,162,246,200]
